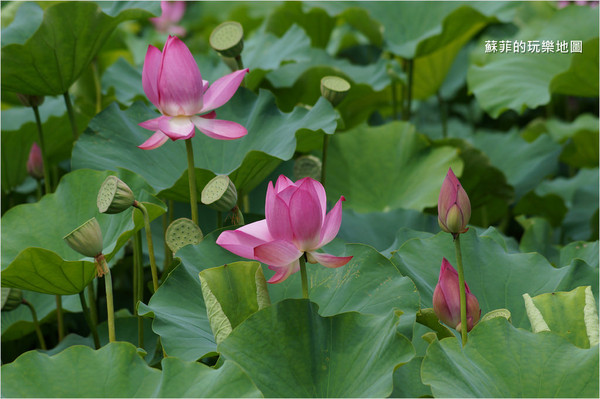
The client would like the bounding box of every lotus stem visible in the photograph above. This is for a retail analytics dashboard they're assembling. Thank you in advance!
[22,300,47,350]
[55,295,64,341]
[134,201,159,293]
[63,91,78,139]
[99,257,116,343]
[184,139,199,225]
[134,230,144,348]
[235,55,245,87]
[299,254,309,299]
[217,211,223,228]
[78,291,100,349]
[87,282,98,326]
[403,59,414,121]
[454,234,468,346]
[321,134,330,186]
[32,105,52,194]
[437,91,448,139]
[391,79,399,121]
[91,59,102,114]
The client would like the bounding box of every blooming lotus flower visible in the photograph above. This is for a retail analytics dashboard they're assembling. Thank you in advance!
[438,168,471,235]
[150,1,187,36]
[27,143,44,180]
[216,175,352,283]
[138,36,249,150]
[433,258,481,332]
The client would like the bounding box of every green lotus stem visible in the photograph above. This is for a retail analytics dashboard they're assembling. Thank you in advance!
[134,230,144,348]
[234,206,245,225]
[100,257,116,343]
[87,282,98,326]
[78,291,100,349]
[134,201,159,293]
[162,203,172,270]
[55,295,65,341]
[391,79,399,121]
[35,180,42,200]
[185,139,199,225]
[22,300,47,350]
[32,105,52,194]
[299,254,309,299]
[454,234,468,346]
[403,59,414,121]
[321,134,330,186]
[437,91,448,139]
[91,59,102,114]
[217,211,223,228]
[235,55,245,87]
[63,91,78,139]
[133,236,139,311]
[242,193,250,213]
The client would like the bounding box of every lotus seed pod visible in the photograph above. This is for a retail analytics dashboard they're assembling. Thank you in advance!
[165,218,203,254]
[320,76,351,107]
[63,218,103,258]
[293,155,322,181]
[1,287,23,311]
[97,176,135,214]
[16,93,45,108]
[210,21,244,58]
[201,175,238,212]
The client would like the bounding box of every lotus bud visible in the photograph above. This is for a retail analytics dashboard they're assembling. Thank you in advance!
[97,176,135,214]
[210,21,244,58]
[27,143,44,180]
[438,168,471,235]
[320,76,351,107]
[201,175,238,212]
[1,287,23,311]
[433,258,481,332]
[16,93,45,108]
[294,155,322,181]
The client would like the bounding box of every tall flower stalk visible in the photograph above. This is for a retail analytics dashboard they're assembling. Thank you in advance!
[437,168,472,344]
[137,36,248,227]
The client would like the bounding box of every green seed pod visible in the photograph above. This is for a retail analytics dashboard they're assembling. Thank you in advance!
[165,218,203,254]
[209,21,244,58]
[16,93,45,108]
[63,218,103,258]
[293,155,322,181]
[97,176,135,214]
[201,175,238,212]
[320,76,351,107]
[1,287,23,311]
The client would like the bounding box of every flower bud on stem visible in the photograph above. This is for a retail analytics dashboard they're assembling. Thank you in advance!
[133,201,159,293]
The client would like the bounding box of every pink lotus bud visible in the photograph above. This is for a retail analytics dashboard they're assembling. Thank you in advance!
[433,258,481,332]
[16,93,45,108]
[27,143,44,180]
[437,168,470,235]
[150,1,187,36]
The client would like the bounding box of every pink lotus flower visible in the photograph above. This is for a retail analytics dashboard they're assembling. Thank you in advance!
[438,168,471,235]
[27,143,44,180]
[138,36,249,150]
[433,258,481,332]
[150,1,187,36]
[216,175,353,283]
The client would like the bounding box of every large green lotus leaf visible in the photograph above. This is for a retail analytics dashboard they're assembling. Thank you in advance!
[71,89,336,197]
[137,231,243,361]
[421,317,599,398]
[517,216,560,264]
[338,208,438,252]
[0,2,43,46]
[0,342,261,398]
[2,290,87,341]
[524,286,599,349]
[326,121,462,213]
[218,299,414,398]
[263,2,335,48]
[468,6,599,118]
[1,98,89,192]
[199,262,270,344]
[514,191,568,227]
[391,228,599,329]
[1,169,165,295]
[469,130,562,200]
[1,2,155,95]
[539,114,600,144]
